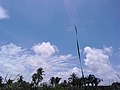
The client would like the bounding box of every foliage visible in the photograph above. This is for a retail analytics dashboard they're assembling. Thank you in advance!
[0,67,119,90]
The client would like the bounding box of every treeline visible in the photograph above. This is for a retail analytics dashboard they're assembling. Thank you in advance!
[0,67,119,90]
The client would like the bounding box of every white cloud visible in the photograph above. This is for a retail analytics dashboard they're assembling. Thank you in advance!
[0,42,78,82]
[72,67,80,74]
[0,6,9,19]
[103,46,112,55]
[0,43,23,55]
[32,42,58,58]
[54,67,81,82]
[84,46,117,83]
[0,43,119,84]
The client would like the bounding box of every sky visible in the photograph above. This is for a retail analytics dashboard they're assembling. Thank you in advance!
[0,0,120,85]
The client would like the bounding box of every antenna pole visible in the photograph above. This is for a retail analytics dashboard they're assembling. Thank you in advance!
[74,25,86,89]
[74,25,84,78]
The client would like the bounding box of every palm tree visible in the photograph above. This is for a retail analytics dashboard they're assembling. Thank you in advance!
[88,74,95,86]
[32,67,45,88]
[68,73,78,86]
[50,77,55,87]
[50,77,61,87]
[32,73,37,87]
[17,75,23,83]
[36,68,44,84]
[93,77,103,86]
[55,77,61,86]
[88,74,102,86]
[17,75,27,89]
[0,76,3,87]
[0,76,3,84]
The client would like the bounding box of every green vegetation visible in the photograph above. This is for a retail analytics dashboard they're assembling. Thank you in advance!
[0,67,119,90]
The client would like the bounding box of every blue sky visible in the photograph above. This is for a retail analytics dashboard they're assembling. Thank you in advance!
[0,0,120,84]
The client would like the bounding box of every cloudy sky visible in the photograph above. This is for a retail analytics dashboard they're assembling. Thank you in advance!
[0,0,120,84]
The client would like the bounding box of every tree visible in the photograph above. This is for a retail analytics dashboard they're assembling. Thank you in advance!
[112,82,120,90]
[88,74,102,86]
[0,76,3,84]
[32,73,37,87]
[0,76,3,87]
[17,75,23,83]
[36,68,44,86]
[93,77,103,86]
[32,67,45,88]
[50,77,61,87]
[50,77,55,87]
[88,74,95,86]
[62,80,67,86]
[55,77,61,85]
[6,79,14,89]
[68,73,78,86]
[16,75,29,89]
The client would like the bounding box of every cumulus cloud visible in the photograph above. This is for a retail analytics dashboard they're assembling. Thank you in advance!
[55,67,81,82]
[0,6,9,19]
[84,46,117,83]
[0,42,78,82]
[32,42,58,58]
[0,43,118,84]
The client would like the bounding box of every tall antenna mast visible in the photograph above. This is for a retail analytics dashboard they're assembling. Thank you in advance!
[74,25,84,78]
